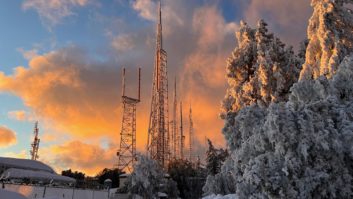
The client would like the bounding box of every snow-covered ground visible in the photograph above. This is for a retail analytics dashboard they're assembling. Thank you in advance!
[2,184,109,199]
[0,189,28,199]
[203,194,238,199]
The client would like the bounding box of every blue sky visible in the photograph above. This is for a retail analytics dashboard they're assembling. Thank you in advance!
[0,0,312,175]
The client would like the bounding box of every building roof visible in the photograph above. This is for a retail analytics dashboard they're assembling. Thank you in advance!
[2,168,75,183]
[0,157,54,173]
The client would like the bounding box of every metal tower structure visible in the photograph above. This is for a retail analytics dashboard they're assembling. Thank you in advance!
[147,0,170,168]
[117,68,141,173]
[30,121,40,161]
[172,77,179,159]
[189,104,194,162]
[180,102,185,159]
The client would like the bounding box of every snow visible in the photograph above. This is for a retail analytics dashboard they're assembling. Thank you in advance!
[4,183,109,199]
[2,168,75,183]
[203,194,238,199]
[0,157,54,173]
[0,189,28,199]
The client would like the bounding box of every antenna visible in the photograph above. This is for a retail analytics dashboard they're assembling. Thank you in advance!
[180,101,184,159]
[122,68,126,97]
[189,103,194,162]
[117,67,141,173]
[147,0,169,168]
[138,67,141,101]
[30,121,40,161]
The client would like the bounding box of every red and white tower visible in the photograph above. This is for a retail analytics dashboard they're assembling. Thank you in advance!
[147,0,170,168]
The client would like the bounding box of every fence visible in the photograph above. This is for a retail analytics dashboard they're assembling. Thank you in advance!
[2,183,110,199]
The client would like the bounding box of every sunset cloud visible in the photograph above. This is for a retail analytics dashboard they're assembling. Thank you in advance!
[8,110,28,121]
[41,140,116,175]
[0,126,17,147]
[3,150,27,159]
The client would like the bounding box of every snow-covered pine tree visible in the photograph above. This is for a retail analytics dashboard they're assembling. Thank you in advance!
[205,139,228,176]
[300,0,353,80]
[221,20,301,118]
[214,0,353,198]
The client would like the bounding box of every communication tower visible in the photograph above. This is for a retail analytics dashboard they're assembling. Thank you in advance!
[147,0,170,168]
[30,121,40,161]
[117,68,141,173]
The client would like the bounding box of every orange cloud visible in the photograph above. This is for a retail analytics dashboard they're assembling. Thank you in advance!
[8,110,28,121]
[3,150,27,159]
[41,140,116,176]
[0,48,120,140]
[0,126,17,147]
[178,5,237,150]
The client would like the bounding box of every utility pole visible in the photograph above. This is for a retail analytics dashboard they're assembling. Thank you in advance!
[30,121,40,161]
[147,0,170,168]
[117,68,141,173]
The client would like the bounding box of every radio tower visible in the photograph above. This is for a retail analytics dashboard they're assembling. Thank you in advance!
[180,102,185,159]
[189,104,194,162]
[147,0,170,168]
[117,68,141,173]
[30,121,40,161]
[172,77,179,159]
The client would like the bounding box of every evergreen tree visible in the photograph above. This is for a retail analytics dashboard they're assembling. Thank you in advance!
[96,168,122,188]
[205,139,228,176]
[168,159,205,199]
[216,1,353,198]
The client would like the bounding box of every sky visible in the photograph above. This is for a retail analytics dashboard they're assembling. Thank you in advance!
[0,0,313,176]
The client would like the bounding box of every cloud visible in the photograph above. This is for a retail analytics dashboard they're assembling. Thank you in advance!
[17,48,39,60]
[8,110,31,121]
[132,0,156,21]
[0,47,121,140]
[0,126,17,147]
[112,34,136,53]
[241,0,312,48]
[41,140,116,175]
[3,150,27,159]
[22,0,92,27]
[132,0,184,35]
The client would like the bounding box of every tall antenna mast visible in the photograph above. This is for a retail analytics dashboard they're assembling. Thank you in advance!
[147,0,170,168]
[117,67,141,173]
[30,121,40,161]
[180,101,184,159]
[173,77,178,159]
[189,103,194,162]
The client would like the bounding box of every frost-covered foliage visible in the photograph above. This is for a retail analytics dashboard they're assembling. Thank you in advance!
[127,155,164,198]
[221,20,301,115]
[215,0,353,198]
[300,0,353,80]
[168,159,205,199]
[202,194,238,199]
[203,158,235,197]
[205,139,229,175]
[228,55,353,199]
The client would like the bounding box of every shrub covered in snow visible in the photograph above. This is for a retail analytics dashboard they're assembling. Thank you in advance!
[126,155,164,198]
